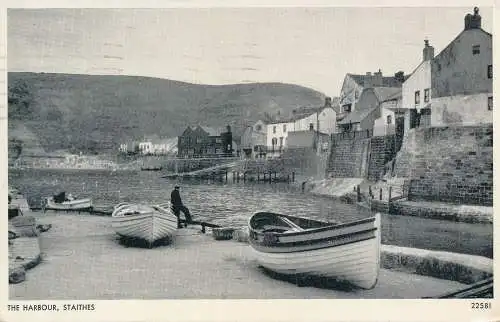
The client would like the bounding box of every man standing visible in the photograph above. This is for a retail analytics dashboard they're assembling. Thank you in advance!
[170,186,193,228]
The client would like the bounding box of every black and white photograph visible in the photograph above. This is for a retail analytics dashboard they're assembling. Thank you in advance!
[5,3,494,309]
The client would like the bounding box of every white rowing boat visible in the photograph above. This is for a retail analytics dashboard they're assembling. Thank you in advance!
[248,212,381,290]
[44,192,93,211]
[111,203,178,247]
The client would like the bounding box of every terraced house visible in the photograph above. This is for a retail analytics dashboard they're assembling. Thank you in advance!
[177,125,234,158]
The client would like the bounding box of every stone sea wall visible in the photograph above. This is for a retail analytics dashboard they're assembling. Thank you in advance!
[393,124,493,206]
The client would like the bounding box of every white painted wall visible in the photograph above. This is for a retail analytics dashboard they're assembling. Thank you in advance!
[402,60,432,110]
[432,93,493,126]
[266,121,294,149]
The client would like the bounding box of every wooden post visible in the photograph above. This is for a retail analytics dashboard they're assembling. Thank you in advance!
[379,188,383,200]
[287,174,290,183]
[257,171,260,182]
[243,172,247,182]
[389,186,392,201]
[269,171,272,183]
[225,170,228,182]
[356,185,361,202]
[274,172,277,181]
[292,172,295,182]
[237,172,240,182]
[201,223,206,234]
[232,172,235,182]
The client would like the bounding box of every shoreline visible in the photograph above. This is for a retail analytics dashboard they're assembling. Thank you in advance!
[10,213,485,299]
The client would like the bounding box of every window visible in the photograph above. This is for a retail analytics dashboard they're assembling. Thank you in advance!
[283,124,287,132]
[196,138,202,144]
[355,91,359,99]
[424,89,430,103]
[343,104,352,113]
[272,138,277,146]
[309,123,314,131]
[273,126,276,134]
[473,45,480,55]
[215,138,222,143]
[255,124,262,131]
[488,65,493,79]
[415,91,420,105]
[488,96,493,111]
[279,137,283,146]
[387,115,392,124]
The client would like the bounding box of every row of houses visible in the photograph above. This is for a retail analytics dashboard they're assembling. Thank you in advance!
[241,7,492,158]
[338,7,492,138]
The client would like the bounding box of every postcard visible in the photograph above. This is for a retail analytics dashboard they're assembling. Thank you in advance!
[1,1,497,321]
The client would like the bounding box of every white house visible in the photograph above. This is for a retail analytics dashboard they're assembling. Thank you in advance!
[265,97,337,155]
[430,7,492,126]
[373,92,405,137]
[138,141,153,155]
[401,39,434,133]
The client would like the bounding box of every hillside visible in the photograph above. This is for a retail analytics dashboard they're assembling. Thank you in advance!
[8,72,326,154]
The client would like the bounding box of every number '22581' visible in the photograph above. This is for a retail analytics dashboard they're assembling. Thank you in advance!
[471,302,491,309]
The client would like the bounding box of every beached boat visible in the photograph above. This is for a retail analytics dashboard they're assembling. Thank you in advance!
[111,202,178,246]
[141,166,163,171]
[248,212,381,290]
[44,192,93,211]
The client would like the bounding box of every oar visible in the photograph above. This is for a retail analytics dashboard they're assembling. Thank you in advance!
[278,216,305,231]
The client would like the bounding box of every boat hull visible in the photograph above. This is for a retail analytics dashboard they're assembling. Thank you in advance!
[248,213,381,290]
[45,197,93,211]
[111,204,178,245]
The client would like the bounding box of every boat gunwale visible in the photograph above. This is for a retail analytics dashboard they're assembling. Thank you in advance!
[248,212,377,237]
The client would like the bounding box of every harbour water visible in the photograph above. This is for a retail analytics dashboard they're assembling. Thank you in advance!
[8,168,493,258]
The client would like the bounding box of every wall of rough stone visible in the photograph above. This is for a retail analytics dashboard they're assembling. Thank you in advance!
[281,147,326,180]
[327,137,371,178]
[367,135,396,181]
[393,124,493,206]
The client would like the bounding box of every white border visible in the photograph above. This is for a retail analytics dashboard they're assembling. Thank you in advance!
[1,1,498,322]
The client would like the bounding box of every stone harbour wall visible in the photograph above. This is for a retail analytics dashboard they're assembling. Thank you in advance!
[393,124,493,206]
[327,137,370,178]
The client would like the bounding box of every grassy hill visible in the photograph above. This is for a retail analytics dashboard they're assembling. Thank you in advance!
[8,72,326,154]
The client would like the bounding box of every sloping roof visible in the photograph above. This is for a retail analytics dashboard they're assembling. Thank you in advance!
[373,87,402,102]
[198,126,228,136]
[348,73,406,88]
[270,104,338,124]
[338,106,378,125]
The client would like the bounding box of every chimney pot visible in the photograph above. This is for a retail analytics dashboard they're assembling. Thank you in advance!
[465,7,482,29]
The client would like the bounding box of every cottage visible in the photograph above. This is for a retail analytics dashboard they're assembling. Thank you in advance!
[177,125,233,158]
[338,70,405,120]
[401,39,434,133]
[337,87,401,134]
[373,92,405,137]
[266,97,337,156]
[240,120,267,159]
[431,7,492,126]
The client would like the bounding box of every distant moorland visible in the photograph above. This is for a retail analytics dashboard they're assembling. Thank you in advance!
[8,72,328,155]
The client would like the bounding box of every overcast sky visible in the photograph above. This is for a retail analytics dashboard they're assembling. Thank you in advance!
[7,7,492,96]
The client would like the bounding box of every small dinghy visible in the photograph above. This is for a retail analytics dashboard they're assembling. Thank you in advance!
[111,202,178,247]
[44,192,93,211]
[248,212,381,290]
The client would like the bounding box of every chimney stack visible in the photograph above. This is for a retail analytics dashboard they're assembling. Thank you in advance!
[324,97,332,107]
[465,7,482,30]
[423,39,435,61]
[364,72,373,88]
[373,69,383,87]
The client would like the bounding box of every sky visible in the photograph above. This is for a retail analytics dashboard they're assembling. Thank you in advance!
[7,7,493,96]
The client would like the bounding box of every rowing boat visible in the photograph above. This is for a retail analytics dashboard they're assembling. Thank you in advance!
[111,203,178,247]
[248,212,381,290]
[44,192,93,211]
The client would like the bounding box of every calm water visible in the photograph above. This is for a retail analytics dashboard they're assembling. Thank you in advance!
[8,169,493,258]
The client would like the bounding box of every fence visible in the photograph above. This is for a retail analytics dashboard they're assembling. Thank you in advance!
[355,180,410,213]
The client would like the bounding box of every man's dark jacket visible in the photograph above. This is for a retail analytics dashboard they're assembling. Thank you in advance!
[171,189,182,206]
